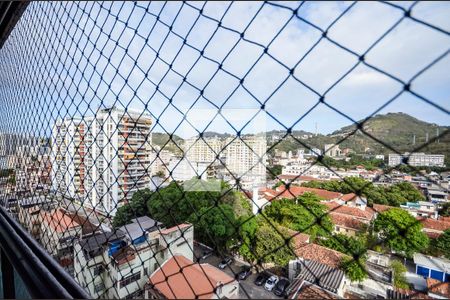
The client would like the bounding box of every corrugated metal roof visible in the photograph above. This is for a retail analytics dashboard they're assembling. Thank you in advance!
[298,260,344,294]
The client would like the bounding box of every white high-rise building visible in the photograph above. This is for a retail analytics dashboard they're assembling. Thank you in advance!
[224,136,267,187]
[183,136,223,164]
[51,107,152,215]
[388,152,445,167]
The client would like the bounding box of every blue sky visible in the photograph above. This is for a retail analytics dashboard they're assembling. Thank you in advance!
[1,1,449,139]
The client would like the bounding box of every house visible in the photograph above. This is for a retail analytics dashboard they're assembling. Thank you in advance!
[329,213,367,236]
[413,253,450,282]
[39,208,82,275]
[145,255,239,299]
[275,185,342,201]
[289,282,338,299]
[416,217,450,239]
[73,217,194,299]
[400,202,438,219]
[289,242,348,272]
[427,278,450,299]
[335,193,367,209]
[288,258,346,297]
[323,201,374,236]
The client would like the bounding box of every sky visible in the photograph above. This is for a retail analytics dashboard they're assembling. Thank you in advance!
[0,1,449,139]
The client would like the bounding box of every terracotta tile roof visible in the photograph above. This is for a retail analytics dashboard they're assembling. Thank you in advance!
[340,193,357,202]
[275,186,342,201]
[295,283,338,299]
[330,213,365,231]
[41,209,80,233]
[294,243,348,268]
[149,255,235,299]
[417,217,450,233]
[372,204,394,213]
[324,201,374,221]
[427,278,450,298]
[439,216,450,223]
[284,228,310,248]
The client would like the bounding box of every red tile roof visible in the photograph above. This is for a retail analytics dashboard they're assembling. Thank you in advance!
[417,217,450,236]
[427,278,450,298]
[324,201,374,221]
[293,243,348,268]
[295,284,337,299]
[275,186,342,201]
[340,193,357,202]
[285,228,310,248]
[330,213,366,231]
[149,255,235,299]
[372,204,394,213]
[41,209,80,233]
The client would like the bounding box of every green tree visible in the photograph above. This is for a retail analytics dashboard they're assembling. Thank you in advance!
[267,165,283,180]
[390,261,409,289]
[188,204,237,251]
[319,234,368,282]
[341,256,367,282]
[238,216,259,262]
[253,222,295,266]
[374,208,429,257]
[435,229,450,259]
[112,189,151,227]
[263,193,333,239]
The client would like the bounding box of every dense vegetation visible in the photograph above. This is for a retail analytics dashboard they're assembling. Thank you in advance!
[374,208,429,258]
[318,234,368,282]
[302,177,425,206]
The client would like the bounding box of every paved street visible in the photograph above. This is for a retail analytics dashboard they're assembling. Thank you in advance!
[194,244,282,299]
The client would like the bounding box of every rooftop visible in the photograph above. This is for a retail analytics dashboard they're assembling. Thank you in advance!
[427,278,450,298]
[40,209,80,233]
[118,216,162,241]
[294,243,348,269]
[413,253,450,273]
[329,213,366,231]
[149,255,235,299]
[275,185,342,201]
[297,260,345,294]
[292,282,337,299]
[324,201,374,221]
[416,217,450,233]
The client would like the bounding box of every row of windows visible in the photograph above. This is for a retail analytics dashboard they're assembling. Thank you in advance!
[119,272,141,289]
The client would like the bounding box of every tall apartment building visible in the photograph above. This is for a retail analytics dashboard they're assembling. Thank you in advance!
[183,137,223,164]
[388,152,445,167]
[52,107,152,216]
[51,118,87,201]
[224,136,267,188]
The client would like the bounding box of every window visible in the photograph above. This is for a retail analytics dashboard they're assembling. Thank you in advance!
[94,282,105,293]
[119,272,141,289]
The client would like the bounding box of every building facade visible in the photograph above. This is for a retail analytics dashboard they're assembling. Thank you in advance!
[51,107,152,215]
[388,153,445,167]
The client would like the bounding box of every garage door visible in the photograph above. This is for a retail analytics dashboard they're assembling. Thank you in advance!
[417,266,429,277]
[430,269,444,281]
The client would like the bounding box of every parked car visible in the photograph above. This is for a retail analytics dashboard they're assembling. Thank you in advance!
[218,257,233,269]
[274,278,290,297]
[200,250,214,260]
[237,266,252,280]
[264,275,279,291]
[254,272,270,286]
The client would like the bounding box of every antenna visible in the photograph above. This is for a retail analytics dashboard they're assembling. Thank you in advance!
[425,132,429,143]
[436,128,439,143]
[412,134,415,146]
[315,122,318,136]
